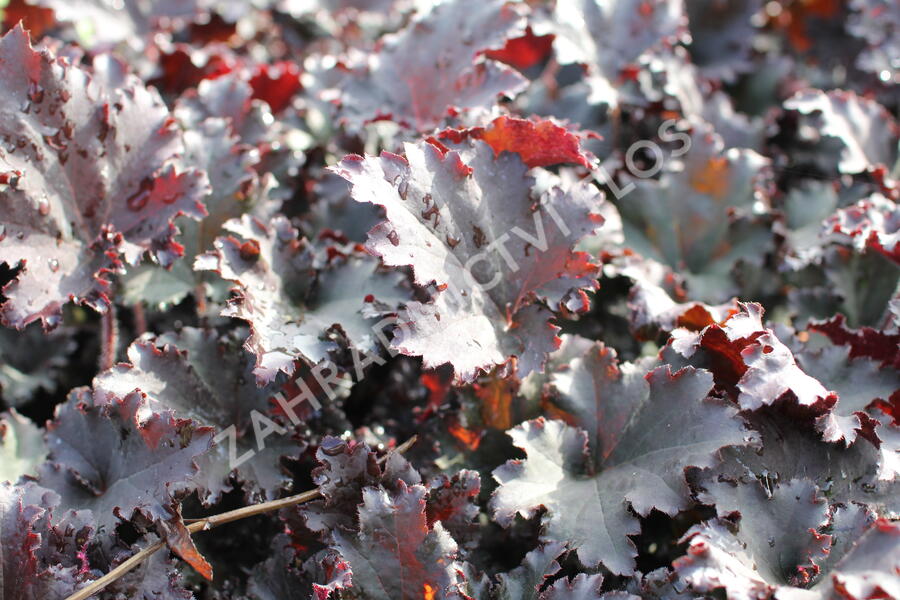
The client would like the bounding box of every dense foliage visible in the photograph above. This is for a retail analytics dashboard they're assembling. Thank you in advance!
[0,0,898,598]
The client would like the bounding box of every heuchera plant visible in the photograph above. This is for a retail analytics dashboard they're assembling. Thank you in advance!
[0,0,897,599]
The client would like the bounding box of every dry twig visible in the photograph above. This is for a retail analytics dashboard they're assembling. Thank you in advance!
[64,436,417,600]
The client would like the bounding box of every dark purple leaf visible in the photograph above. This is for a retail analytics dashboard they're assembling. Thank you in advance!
[0,25,208,329]
[425,470,481,549]
[301,438,415,534]
[92,327,303,503]
[100,544,193,600]
[246,534,352,600]
[811,519,900,600]
[494,541,566,600]
[332,481,467,600]
[617,123,773,303]
[0,409,46,483]
[337,0,527,130]
[783,89,898,175]
[491,366,755,575]
[332,138,604,382]
[847,0,900,75]
[0,481,86,600]
[685,0,759,82]
[0,323,75,406]
[676,480,900,599]
[669,303,838,413]
[542,573,605,599]
[35,0,203,48]
[710,408,899,518]
[536,0,687,106]
[38,391,214,578]
[196,214,410,383]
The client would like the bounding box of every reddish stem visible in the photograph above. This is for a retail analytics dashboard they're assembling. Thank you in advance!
[194,282,207,316]
[133,302,147,337]
[99,304,118,371]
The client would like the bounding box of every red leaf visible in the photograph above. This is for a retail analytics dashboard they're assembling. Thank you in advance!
[474,374,518,430]
[2,0,56,38]
[810,314,900,369]
[438,116,592,169]
[152,44,237,94]
[157,513,213,580]
[483,27,555,70]
[248,61,302,114]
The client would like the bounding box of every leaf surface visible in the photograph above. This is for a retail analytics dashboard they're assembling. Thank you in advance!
[0,26,208,329]
[333,139,604,381]
[492,366,755,574]
[337,0,527,130]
